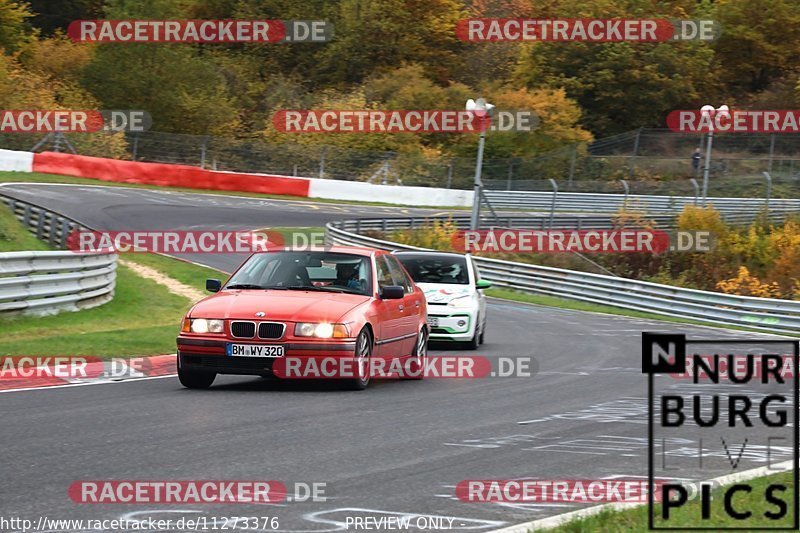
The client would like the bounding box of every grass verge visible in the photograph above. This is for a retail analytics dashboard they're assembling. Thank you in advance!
[486,288,782,335]
[545,471,795,531]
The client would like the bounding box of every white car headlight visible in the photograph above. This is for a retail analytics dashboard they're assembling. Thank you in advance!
[295,322,348,338]
[190,318,224,333]
[448,296,474,309]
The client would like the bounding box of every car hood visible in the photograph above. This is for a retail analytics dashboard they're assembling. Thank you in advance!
[190,290,370,322]
[415,283,474,304]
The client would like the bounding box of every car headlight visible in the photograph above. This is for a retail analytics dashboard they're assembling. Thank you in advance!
[294,322,349,338]
[448,296,474,309]
[190,318,224,333]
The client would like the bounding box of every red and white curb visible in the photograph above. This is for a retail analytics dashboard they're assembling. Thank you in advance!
[0,354,176,392]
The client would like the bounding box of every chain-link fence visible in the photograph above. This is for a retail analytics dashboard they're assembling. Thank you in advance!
[3,128,800,197]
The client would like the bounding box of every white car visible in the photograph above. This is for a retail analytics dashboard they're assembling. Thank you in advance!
[394,251,489,349]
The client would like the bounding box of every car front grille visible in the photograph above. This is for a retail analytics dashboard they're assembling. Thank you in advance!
[230,321,256,338]
[258,322,285,339]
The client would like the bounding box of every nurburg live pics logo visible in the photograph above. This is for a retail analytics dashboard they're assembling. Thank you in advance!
[642,332,799,530]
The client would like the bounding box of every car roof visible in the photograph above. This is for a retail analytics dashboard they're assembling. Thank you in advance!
[252,245,379,257]
[393,250,467,258]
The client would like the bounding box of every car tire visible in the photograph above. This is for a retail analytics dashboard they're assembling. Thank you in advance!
[405,328,428,380]
[479,320,485,345]
[464,316,480,350]
[178,366,216,389]
[346,328,372,390]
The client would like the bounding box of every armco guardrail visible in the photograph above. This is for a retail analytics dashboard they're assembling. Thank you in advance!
[326,218,800,335]
[1,194,84,248]
[0,193,117,316]
[484,190,800,214]
[0,251,117,315]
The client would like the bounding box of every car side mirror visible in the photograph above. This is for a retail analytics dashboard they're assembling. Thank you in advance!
[476,279,492,289]
[206,279,221,293]
[380,285,404,300]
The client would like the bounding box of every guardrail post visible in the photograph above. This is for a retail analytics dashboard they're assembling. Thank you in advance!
[22,204,31,227]
[48,213,58,245]
[60,220,71,249]
[381,219,387,232]
[547,178,558,228]
[763,171,772,216]
[355,219,361,233]
[35,211,45,239]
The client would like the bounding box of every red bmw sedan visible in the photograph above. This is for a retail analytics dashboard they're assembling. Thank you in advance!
[176,246,428,390]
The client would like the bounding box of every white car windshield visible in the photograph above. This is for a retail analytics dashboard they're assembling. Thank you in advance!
[395,254,469,285]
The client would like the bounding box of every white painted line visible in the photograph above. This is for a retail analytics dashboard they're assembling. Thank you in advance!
[0,373,177,393]
[488,460,795,532]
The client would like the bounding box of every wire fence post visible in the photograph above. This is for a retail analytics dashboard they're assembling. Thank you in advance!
[620,179,630,209]
[767,133,776,175]
[319,148,326,179]
[200,136,209,169]
[548,178,558,228]
[567,145,577,189]
[506,162,513,191]
[628,128,641,180]
[446,162,453,189]
[763,171,772,216]
[690,178,700,206]
[131,132,139,161]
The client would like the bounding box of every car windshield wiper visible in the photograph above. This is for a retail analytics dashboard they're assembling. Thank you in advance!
[225,283,268,290]
[285,285,363,295]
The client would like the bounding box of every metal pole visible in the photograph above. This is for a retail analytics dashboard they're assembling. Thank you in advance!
[506,162,513,191]
[567,145,577,189]
[200,136,208,168]
[701,130,714,205]
[690,178,700,206]
[548,178,558,228]
[446,162,453,189]
[767,133,775,174]
[470,130,486,230]
[131,132,139,161]
[628,128,641,180]
[620,179,630,209]
[763,171,772,215]
[319,149,326,179]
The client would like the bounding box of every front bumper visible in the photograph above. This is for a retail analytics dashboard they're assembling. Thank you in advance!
[426,311,475,341]
[177,337,357,376]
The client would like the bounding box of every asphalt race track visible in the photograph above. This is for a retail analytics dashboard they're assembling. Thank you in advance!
[1,183,796,532]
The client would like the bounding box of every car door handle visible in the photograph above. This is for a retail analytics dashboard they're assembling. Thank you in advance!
[398,304,404,311]
[415,300,420,307]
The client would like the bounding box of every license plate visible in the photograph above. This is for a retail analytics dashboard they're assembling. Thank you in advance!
[227,344,284,357]
[427,317,439,327]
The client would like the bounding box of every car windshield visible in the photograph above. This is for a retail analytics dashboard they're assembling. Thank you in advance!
[225,251,372,296]
[395,254,469,285]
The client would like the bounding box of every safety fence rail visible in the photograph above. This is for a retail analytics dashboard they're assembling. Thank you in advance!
[0,194,117,316]
[326,218,800,336]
